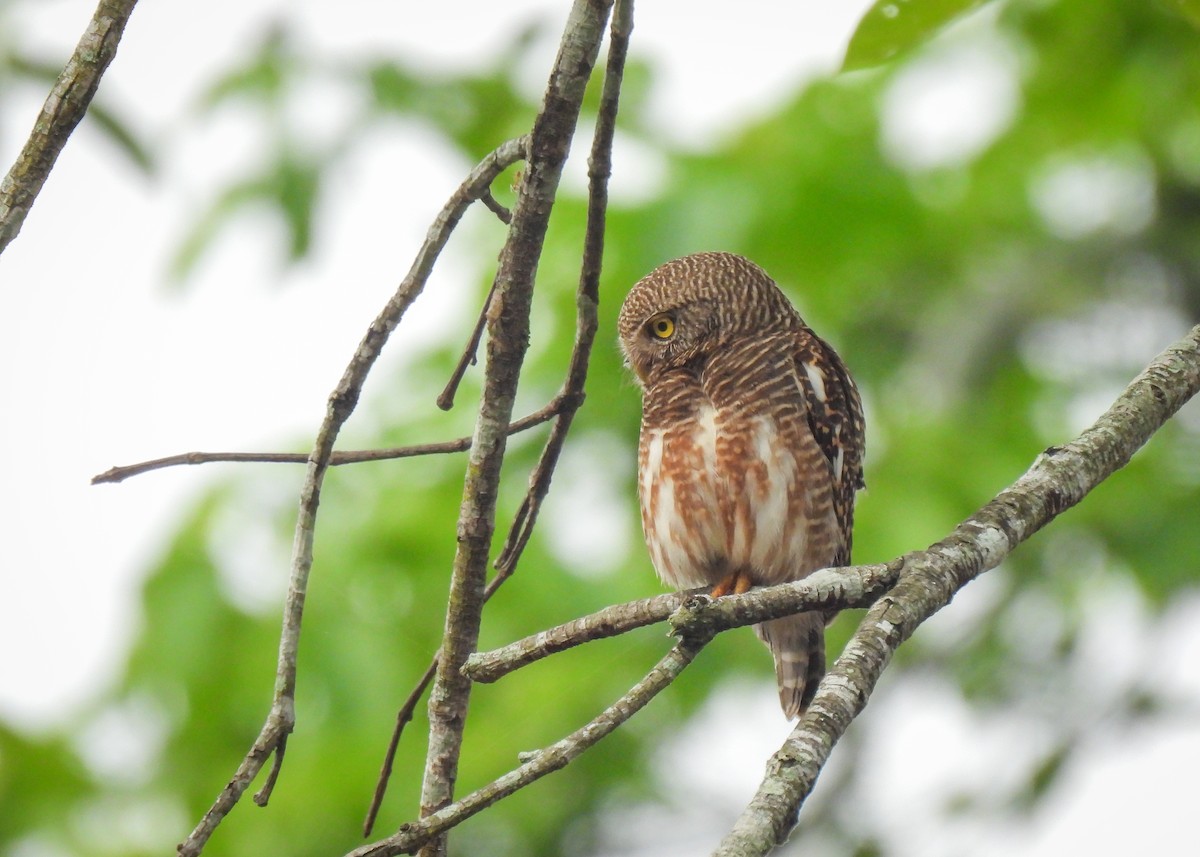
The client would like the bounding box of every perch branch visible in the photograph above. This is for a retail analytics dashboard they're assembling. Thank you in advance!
[351,637,709,857]
[91,398,564,485]
[465,591,690,682]
[463,561,895,684]
[415,4,614,855]
[667,562,899,640]
[715,323,1200,857]
[0,0,139,255]
[176,135,528,857]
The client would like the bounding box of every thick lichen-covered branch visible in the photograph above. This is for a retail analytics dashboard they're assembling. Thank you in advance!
[714,323,1200,857]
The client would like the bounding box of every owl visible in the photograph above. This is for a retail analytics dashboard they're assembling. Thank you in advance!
[618,252,865,718]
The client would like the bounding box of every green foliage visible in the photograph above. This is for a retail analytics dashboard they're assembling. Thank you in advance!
[168,24,545,281]
[1164,0,1200,30]
[843,0,998,71]
[6,0,1200,855]
[169,148,323,279]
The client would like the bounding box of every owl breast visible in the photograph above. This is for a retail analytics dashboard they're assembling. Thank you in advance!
[638,365,835,589]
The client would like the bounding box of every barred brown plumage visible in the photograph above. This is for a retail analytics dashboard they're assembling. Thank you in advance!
[618,252,865,718]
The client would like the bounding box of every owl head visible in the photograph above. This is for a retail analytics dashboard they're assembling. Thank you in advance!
[617,252,800,385]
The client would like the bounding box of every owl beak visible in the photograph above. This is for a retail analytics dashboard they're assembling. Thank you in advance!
[625,355,650,387]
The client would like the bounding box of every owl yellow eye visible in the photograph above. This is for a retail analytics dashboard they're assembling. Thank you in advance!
[647,314,675,340]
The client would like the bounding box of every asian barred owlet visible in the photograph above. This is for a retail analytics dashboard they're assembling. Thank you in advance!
[618,252,865,718]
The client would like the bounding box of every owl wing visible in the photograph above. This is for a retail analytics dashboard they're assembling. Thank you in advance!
[792,330,865,565]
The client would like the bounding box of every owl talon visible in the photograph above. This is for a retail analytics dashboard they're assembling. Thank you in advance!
[711,570,753,598]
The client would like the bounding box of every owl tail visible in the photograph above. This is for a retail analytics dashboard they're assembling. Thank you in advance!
[754,612,826,719]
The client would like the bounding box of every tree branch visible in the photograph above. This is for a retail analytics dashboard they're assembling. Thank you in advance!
[350,637,710,857]
[715,322,1200,856]
[465,590,692,683]
[176,135,528,857]
[462,560,897,685]
[363,658,440,837]
[365,2,633,821]
[0,0,139,256]
[90,398,564,485]
[415,4,614,854]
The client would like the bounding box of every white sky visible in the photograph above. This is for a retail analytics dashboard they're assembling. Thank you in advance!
[1,1,1197,854]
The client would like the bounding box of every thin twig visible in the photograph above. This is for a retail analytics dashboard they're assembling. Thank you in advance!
[715,323,1200,857]
[362,445,589,836]
[362,658,440,836]
[91,399,564,485]
[429,144,522,414]
[436,281,496,411]
[349,637,710,857]
[479,189,513,224]
[361,539,556,837]
[0,0,139,255]
[416,5,615,855]
[493,0,634,576]
[176,136,528,857]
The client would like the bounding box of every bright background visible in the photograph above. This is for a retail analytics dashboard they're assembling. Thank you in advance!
[2,1,1199,856]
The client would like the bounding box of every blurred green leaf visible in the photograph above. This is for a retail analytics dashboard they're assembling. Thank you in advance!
[365,60,532,155]
[199,25,292,108]
[1163,0,1200,30]
[86,102,155,174]
[1013,742,1072,810]
[843,0,996,71]
[168,150,320,280]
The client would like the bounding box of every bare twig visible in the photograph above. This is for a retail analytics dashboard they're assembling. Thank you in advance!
[362,399,591,836]
[433,148,522,414]
[91,399,564,485]
[176,136,527,857]
[479,189,513,224]
[350,637,710,857]
[0,0,139,255]
[363,658,440,836]
[715,323,1200,857]
[436,281,497,411]
[362,535,565,837]
[493,0,635,576]
[416,4,615,855]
